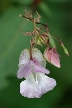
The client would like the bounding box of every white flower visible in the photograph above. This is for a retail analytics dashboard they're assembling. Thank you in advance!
[17,48,56,98]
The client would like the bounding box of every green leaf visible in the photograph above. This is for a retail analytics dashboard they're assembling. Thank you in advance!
[48,0,69,3]
[48,32,56,48]
[10,0,32,5]
[0,6,32,89]
[39,1,53,18]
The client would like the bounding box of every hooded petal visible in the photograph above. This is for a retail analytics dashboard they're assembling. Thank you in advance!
[20,73,41,98]
[17,62,31,79]
[32,48,46,67]
[18,49,30,67]
[36,73,56,95]
[18,48,46,67]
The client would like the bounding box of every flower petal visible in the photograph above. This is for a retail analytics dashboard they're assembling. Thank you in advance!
[20,73,41,98]
[32,48,46,67]
[44,47,60,68]
[37,73,56,95]
[31,61,50,74]
[17,62,31,79]
[18,49,30,66]
[51,53,60,68]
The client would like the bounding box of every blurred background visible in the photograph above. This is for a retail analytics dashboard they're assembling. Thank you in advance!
[0,0,72,108]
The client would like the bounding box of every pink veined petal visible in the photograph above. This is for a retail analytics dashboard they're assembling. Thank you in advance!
[17,62,31,79]
[51,53,60,68]
[31,61,50,74]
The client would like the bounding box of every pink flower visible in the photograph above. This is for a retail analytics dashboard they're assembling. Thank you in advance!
[44,47,60,68]
[17,48,56,98]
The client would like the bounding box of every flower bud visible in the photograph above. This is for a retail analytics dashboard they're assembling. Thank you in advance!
[44,47,60,68]
[61,42,69,56]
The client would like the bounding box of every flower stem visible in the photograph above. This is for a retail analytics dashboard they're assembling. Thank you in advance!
[30,39,33,59]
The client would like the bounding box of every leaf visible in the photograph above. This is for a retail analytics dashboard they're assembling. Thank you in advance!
[0,6,32,89]
[48,32,56,48]
[39,1,53,18]
[48,0,69,3]
[10,0,32,5]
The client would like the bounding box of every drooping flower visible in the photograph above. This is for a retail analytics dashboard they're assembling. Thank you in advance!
[17,48,56,98]
[44,47,60,68]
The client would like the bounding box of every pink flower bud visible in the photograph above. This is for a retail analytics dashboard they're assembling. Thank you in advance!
[44,47,60,68]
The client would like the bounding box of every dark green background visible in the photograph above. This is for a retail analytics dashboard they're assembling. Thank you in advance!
[0,0,72,108]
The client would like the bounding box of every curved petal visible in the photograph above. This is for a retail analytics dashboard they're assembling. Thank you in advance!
[31,61,50,74]
[51,53,60,68]
[17,62,31,79]
[37,73,56,95]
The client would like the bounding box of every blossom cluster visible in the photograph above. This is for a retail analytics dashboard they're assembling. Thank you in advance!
[17,9,69,98]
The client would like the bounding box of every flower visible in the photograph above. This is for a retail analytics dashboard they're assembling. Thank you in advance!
[44,47,60,68]
[17,48,56,98]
